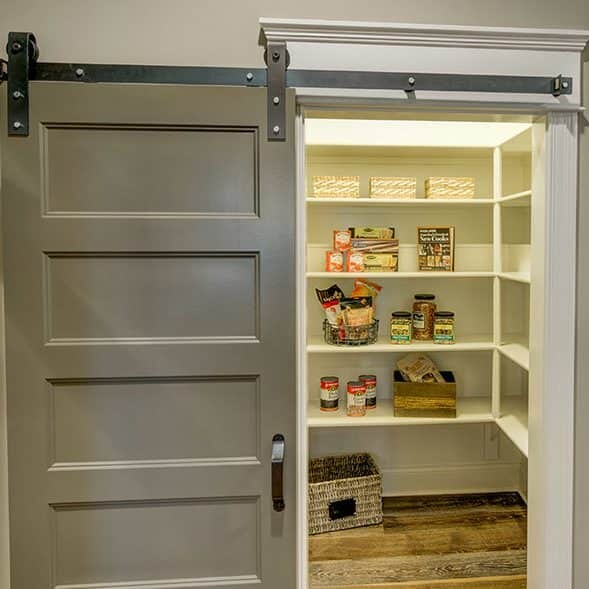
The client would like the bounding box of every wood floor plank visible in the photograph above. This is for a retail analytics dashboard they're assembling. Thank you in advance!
[309,550,527,587]
[315,575,527,589]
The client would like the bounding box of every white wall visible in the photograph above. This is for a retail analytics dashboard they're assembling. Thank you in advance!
[1,2,589,589]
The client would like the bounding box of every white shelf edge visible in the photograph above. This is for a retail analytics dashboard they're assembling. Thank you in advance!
[306,197,494,205]
[307,398,494,428]
[498,272,531,284]
[307,271,495,279]
[498,189,532,204]
[496,398,529,457]
[307,335,495,353]
[498,342,530,371]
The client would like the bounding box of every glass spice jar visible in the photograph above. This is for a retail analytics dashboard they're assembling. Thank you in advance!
[390,311,412,344]
[433,311,455,344]
[412,294,436,340]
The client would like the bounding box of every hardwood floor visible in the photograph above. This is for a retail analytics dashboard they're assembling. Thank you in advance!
[309,492,527,588]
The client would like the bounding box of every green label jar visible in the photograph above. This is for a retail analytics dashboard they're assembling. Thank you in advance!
[433,311,455,344]
[390,311,412,344]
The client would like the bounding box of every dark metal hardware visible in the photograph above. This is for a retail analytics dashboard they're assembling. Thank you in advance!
[329,498,357,520]
[2,31,576,141]
[6,32,38,136]
[271,433,285,512]
[265,41,288,142]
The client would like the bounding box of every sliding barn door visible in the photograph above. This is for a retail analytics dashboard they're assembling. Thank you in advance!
[1,83,296,589]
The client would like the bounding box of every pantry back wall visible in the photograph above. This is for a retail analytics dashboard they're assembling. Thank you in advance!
[1,2,589,589]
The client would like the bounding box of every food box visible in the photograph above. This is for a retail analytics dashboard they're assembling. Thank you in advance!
[313,176,360,198]
[369,177,417,199]
[393,370,457,418]
[425,177,475,199]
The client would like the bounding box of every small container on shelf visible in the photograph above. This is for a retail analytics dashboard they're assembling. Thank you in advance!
[347,380,367,417]
[390,311,412,344]
[325,251,344,272]
[320,377,340,412]
[323,319,379,346]
[313,175,360,198]
[412,294,437,340]
[393,370,457,418]
[359,374,377,410]
[369,176,417,199]
[433,311,456,344]
[425,177,475,199]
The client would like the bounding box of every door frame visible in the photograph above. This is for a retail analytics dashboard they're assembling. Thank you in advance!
[294,95,579,589]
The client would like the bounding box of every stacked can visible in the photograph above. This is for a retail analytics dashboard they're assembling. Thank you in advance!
[320,376,340,411]
[359,374,377,409]
[347,381,367,416]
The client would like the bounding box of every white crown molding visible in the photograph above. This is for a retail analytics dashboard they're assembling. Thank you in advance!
[259,18,589,52]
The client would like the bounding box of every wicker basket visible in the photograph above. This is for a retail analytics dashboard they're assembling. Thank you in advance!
[313,175,360,198]
[425,177,475,199]
[308,453,383,535]
[370,176,417,199]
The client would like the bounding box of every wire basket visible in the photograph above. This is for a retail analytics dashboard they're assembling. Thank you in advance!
[323,320,379,346]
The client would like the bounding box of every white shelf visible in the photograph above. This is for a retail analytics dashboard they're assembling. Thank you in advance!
[498,190,532,207]
[499,342,530,371]
[307,398,494,428]
[307,335,495,353]
[307,271,494,279]
[498,272,531,284]
[306,197,494,206]
[497,397,529,457]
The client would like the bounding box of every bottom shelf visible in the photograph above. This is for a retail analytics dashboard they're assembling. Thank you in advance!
[307,398,493,428]
[497,397,529,457]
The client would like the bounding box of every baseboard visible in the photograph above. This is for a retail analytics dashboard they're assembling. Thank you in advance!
[381,461,522,496]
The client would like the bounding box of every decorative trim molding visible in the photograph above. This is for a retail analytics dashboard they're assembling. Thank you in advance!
[260,18,589,52]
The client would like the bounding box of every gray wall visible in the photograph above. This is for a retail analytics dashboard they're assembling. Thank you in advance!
[1,1,589,588]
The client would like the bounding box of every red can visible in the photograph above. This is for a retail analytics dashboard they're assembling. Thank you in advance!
[320,376,339,412]
[359,374,377,410]
[347,381,366,417]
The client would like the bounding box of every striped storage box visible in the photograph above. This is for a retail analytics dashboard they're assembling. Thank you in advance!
[313,175,360,198]
[369,176,417,199]
[425,177,475,199]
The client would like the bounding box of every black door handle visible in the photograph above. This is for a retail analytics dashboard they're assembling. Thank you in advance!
[272,434,285,512]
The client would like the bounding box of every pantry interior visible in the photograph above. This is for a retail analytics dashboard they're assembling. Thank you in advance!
[299,109,539,582]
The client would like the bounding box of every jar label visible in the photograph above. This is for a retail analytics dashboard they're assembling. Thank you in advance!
[391,320,411,343]
[412,312,425,330]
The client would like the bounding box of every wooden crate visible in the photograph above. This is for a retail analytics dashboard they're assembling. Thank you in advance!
[369,176,417,199]
[313,175,360,198]
[393,370,457,418]
[425,177,475,199]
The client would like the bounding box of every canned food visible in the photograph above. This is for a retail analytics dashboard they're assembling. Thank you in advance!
[320,376,340,411]
[347,381,366,417]
[390,311,412,344]
[359,374,377,409]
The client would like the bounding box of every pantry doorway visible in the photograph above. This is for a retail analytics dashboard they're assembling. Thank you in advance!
[0,83,298,589]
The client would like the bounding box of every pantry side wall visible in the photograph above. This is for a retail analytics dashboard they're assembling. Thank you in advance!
[1,3,589,589]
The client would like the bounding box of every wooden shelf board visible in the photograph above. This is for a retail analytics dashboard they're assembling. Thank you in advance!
[498,272,531,284]
[307,271,494,279]
[497,397,529,457]
[499,342,530,371]
[307,398,493,428]
[306,197,494,206]
[307,335,495,353]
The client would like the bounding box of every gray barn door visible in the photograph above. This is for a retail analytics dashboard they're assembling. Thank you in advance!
[1,83,296,589]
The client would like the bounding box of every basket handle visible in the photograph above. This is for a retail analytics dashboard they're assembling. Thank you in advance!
[329,498,356,520]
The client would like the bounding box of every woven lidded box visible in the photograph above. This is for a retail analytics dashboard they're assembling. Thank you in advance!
[370,177,417,199]
[308,453,383,535]
[313,175,360,198]
[425,177,475,199]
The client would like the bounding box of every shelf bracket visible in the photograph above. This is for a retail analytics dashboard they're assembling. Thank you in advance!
[6,32,39,137]
[264,40,288,142]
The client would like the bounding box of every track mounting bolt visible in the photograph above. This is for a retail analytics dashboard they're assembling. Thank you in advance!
[11,42,22,54]
[272,51,280,62]
[12,121,23,130]
[273,125,280,135]
[562,81,570,89]
[12,90,24,100]
[408,76,416,85]
[273,96,280,105]
[246,72,254,81]
[75,68,85,78]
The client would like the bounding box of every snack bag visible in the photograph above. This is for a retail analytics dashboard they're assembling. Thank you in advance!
[397,353,445,383]
[315,284,345,326]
